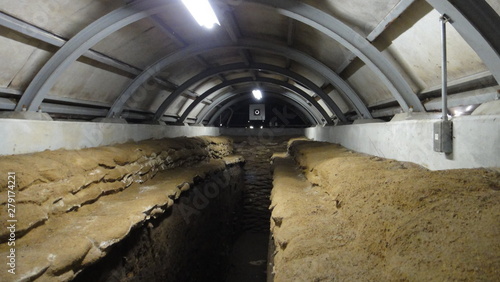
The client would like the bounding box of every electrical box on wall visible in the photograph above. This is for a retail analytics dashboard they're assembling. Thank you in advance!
[249,104,265,121]
[433,121,453,153]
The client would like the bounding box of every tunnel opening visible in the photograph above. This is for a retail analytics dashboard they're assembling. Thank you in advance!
[0,0,499,280]
[212,98,312,128]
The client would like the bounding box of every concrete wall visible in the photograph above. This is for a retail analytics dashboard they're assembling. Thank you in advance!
[305,116,500,170]
[0,119,220,155]
[220,127,306,137]
[2,116,498,170]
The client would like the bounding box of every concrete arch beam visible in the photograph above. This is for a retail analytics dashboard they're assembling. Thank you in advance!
[16,0,413,118]
[150,62,347,122]
[111,40,367,120]
[203,91,320,126]
[248,0,425,112]
[207,93,317,126]
[15,0,172,111]
[21,0,487,116]
[150,62,351,121]
[178,77,333,123]
[426,0,500,83]
[195,86,324,125]
[13,0,498,122]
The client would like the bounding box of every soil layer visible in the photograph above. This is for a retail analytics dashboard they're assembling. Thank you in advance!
[270,140,500,281]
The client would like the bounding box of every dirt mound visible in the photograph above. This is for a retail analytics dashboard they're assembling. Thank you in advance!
[270,140,500,281]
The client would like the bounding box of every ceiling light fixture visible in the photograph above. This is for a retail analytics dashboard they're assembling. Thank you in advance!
[252,89,263,100]
[181,0,220,29]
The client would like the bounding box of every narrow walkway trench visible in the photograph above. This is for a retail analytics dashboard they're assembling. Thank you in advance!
[226,136,289,282]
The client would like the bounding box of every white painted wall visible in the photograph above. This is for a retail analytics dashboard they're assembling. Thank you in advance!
[220,127,306,137]
[305,116,500,170]
[0,119,220,155]
[2,117,498,170]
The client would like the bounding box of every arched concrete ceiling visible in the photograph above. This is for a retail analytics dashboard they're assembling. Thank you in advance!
[204,91,319,126]
[146,61,348,122]
[178,77,330,124]
[0,0,498,124]
[195,86,322,125]
[108,40,366,120]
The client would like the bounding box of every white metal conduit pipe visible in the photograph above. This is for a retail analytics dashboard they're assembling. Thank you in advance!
[441,14,452,121]
[435,14,453,154]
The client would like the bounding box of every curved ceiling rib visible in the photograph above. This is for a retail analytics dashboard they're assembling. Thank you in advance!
[198,87,324,126]
[426,0,500,83]
[206,92,317,126]
[204,92,321,125]
[150,62,346,122]
[249,0,425,112]
[195,89,321,126]
[178,77,332,124]
[110,40,367,120]
[14,0,171,111]
[14,0,431,120]
[197,87,324,124]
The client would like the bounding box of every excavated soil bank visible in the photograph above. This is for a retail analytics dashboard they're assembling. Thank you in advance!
[0,136,243,281]
[270,139,500,281]
[73,165,244,282]
[3,135,498,281]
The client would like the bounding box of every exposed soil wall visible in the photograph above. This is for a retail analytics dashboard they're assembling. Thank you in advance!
[73,165,244,282]
[0,136,242,281]
[270,139,500,281]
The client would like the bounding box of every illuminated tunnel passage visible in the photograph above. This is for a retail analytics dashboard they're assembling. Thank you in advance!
[0,0,499,281]
[214,98,313,128]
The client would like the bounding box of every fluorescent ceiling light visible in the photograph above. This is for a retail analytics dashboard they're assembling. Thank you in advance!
[182,0,220,29]
[252,89,263,100]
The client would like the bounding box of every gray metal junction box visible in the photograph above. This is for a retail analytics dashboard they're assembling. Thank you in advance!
[433,121,453,153]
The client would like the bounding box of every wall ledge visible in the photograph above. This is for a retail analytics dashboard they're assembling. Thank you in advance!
[0,119,220,156]
[306,115,500,170]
